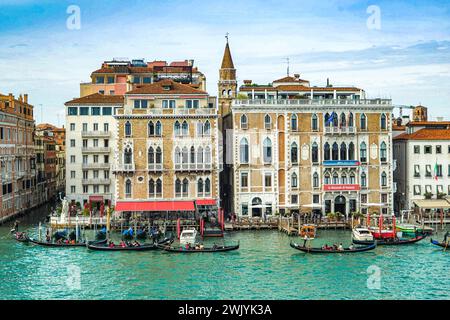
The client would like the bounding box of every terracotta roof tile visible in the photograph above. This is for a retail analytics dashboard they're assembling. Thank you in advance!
[273,76,309,83]
[394,128,450,141]
[126,79,208,95]
[65,93,124,105]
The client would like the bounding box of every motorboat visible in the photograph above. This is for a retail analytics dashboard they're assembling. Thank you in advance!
[352,228,374,242]
[179,227,199,246]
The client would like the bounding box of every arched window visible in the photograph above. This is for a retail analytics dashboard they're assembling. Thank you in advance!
[340,113,346,127]
[205,146,211,164]
[174,147,181,164]
[348,113,354,127]
[204,121,211,135]
[313,172,319,188]
[155,147,162,164]
[148,147,154,164]
[240,138,249,163]
[264,114,271,129]
[348,142,355,160]
[182,178,189,196]
[240,114,248,129]
[361,172,367,188]
[332,142,339,161]
[222,90,227,97]
[360,113,367,130]
[332,172,339,184]
[149,179,155,197]
[156,179,162,197]
[263,138,272,163]
[381,113,387,130]
[197,178,204,196]
[124,147,133,164]
[190,146,195,164]
[228,89,232,97]
[155,121,162,136]
[324,142,331,161]
[205,178,211,195]
[340,142,347,160]
[125,179,132,198]
[291,142,298,163]
[175,179,182,196]
[197,146,204,164]
[360,142,367,163]
[341,173,347,185]
[174,121,181,136]
[291,173,298,188]
[312,142,319,163]
[324,173,331,185]
[148,121,155,137]
[380,142,387,162]
[125,121,132,137]
[312,114,318,131]
[381,171,387,187]
[182,147,188,164]
[182,121,189,136]
[350,173,356,184]
[324,113,331,127]
[291,114,298,131]
[332,112,338,127]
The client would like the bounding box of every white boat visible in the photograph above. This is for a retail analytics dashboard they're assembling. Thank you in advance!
[179,228,199,246]
[352,228,374,242]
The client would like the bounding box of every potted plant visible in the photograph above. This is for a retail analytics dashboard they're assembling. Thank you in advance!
[82,208,90,217]
[424,192,433,200]
[437,192,447,199]
[326,212,336,222]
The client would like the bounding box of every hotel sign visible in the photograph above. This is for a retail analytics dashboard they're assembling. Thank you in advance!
[324,184,361,191]
[323,160,361,167]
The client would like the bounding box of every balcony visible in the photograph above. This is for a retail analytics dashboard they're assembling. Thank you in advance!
[82,163,110,170]
[81,131,110,138]
[82,147,111,154]
[113,164,135,173]
[174,163,212,172]
[82,178,111,185]
[234,98,392,107]
[323,184,361,191]
[148,164,163,172]
[324,126,356,135]
[323,160,361,167]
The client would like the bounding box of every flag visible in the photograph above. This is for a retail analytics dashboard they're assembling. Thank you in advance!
[326,112,335,126]
[434,161,439,181]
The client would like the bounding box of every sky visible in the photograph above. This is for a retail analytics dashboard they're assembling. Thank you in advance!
[0,0,449,126]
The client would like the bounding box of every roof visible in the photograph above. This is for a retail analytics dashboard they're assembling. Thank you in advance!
[239,85,361,92]
[394,128,450,141]
[65,93,124,105]
[221,42,235,69]
[413,199,450,209]
[126,79,208,95]
[273,76,309,83]
[115,201,195,212]
[392,123,406,131]
[407,121,450,127]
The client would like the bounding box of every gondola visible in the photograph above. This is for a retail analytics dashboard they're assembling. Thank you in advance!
[87,238,173,252]
[352,235,426,246]
[430,239,449,249]
[160,243,240,253]
[290,242,376,254]
[29,238,107,247]
[13,232,30,243]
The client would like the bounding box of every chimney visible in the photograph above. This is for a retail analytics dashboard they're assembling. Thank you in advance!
[24,94,28,104]
[294,74,300,80]
[326,78,330,87]
[243,80,252,85]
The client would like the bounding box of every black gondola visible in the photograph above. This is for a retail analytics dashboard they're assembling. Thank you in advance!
[290,242,376,253]
[87,238,172,252]
[431,239,449,249]
[13,232,30,243]
[29,238,107,247]
[160,242,239,253]
[352,235,426,246]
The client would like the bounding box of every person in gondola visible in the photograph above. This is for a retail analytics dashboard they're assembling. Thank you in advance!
[212,243,218,250]
[133,241,140,247]
[349,244,354,250]
[303,235,309,247]
[338,243,344,251]
[108,240,115,248]
[13,220,19,233]
[199,243,204,250]
[444,231,449,244]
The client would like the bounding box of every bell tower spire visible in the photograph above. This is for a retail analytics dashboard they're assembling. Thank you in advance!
[218,34,237,117]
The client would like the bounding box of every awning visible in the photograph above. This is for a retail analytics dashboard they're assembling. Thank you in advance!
[89,196,104,202]
[116,201,195,212]
[196,199,217,206]
[413,199,450,209]
[361,203,386,207]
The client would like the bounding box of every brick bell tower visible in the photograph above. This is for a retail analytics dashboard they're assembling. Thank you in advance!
[218,34,237,118]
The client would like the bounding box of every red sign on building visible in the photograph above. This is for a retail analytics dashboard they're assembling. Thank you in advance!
[323,184,361,191]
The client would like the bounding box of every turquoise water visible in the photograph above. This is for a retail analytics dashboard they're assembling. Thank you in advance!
[0,207,449,300]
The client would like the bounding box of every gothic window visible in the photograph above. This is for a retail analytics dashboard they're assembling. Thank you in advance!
[240,114,248,129]
[124,147,133,164]
[324,142,331,161]
[380,142,387,162]
[381,171,387,187]
[155,147,162,164]
[291,142,298,163]
[340,113,346,127]
[197,146,204,164]
[332,143,339,160]
[291,173,298,188]
[155,121,162,136]
[190,146,195,164]
[264,114,272,129]
[174,147,181,164]
[182,178,189,197]
[340,142,347,160]
[197,178,204,196]
[291,114,298,131]
[381,113,387,130]
[125,179,132,198]
[205,146,211,164]
[348,142,355,160]
[360,114,367,130]
[312,142,319,163]
[148,121,155,137]
[312,114,318,131]
[148,147,154,164]
[263,138,272,163]
[205,178,211,195]
[360,142,367,162]
[313,172,319,188]
[125,121,132,137]
[348,113,354,127]
[240,138,249,163]
[174,121,181,136]
[182,121,189,136]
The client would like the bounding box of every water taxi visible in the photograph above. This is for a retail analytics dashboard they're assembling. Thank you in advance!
[179,227,199,245]
[352,228,374,242]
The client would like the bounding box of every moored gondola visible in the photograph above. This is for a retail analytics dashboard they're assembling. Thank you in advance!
[290,242,376,253]
[29,238,107,247]
[160,242,239,253]
[352,235,426,246]
[430,239,449,249]
[87,238,173,252]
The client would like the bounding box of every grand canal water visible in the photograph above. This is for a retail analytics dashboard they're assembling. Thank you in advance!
[0,205,449,300]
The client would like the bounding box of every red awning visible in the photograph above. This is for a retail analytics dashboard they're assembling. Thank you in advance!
[89,196,104,202]
[115,201,195,212]
[196,199,217,206]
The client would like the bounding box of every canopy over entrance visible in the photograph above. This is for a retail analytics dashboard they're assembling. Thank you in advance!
[413,199,450,209]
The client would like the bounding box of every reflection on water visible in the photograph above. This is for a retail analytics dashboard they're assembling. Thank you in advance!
[0,207,449,300]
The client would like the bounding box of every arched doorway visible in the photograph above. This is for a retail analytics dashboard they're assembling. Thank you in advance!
[334,195,346,215]
[252,197,262,217]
